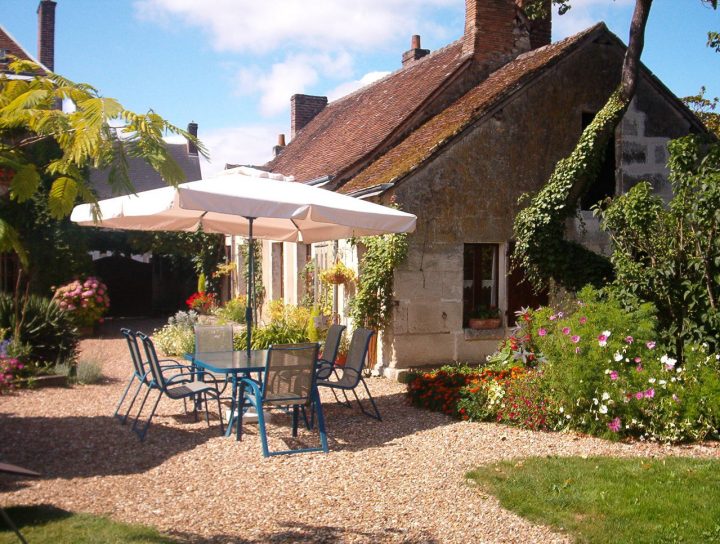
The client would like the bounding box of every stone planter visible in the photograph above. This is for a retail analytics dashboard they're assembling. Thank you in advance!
[468,317,502,330]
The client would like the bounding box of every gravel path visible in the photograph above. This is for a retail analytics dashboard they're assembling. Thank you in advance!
[1,319,718,543]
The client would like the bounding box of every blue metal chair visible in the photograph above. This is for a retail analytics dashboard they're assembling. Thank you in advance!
[132,332,225,441]
[237,342,328,457]
[113,328,185,425]
[316,328,381,421]
[316,323,346,380]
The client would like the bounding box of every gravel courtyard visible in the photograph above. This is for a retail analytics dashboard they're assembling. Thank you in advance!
[1,319,718,543]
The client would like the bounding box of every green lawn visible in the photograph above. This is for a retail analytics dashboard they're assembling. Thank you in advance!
[0,505,180,544]
[468,456,720,544]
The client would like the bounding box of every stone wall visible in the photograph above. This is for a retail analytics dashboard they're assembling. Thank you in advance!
[380,39,695,378]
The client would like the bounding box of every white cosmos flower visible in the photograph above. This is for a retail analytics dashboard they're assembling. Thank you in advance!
[614,352,623,362]
[599,405,608,414]
[602,392,610,400]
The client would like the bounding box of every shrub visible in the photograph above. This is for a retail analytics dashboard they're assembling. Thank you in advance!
[456,367,525,421]
[214,296,247,324]
[74,359,103,385]
[495,370,559,431]
[153,310,199,356]
[0,340,24,393]
[0,293,79,367]
[234,319,309,350]
[534,286,720,442]
[53,276,110,328]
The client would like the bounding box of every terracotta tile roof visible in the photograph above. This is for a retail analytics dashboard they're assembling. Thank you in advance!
[340,24,606,194]
[265,40,469,182]
[0,25,47,76]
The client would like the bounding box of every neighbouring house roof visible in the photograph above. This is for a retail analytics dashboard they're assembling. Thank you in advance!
[340,24,606,195]
[0,25,48,76]
[91,143,202,199]
[265,40,470,182]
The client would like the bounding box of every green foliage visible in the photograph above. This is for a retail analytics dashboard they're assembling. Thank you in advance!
[74,358,103,385]
[598,136,720,356]
[214,296,247,324]
[534,286,720,443]
[512,89,627,291]
[468,457,720,544]
[234,320,309,350]
[349,230,408,331]
[0,292,79,367]
[153,310,198,356]
[682,86,720,137]
[197,272,206,294]
[306,306,320,342]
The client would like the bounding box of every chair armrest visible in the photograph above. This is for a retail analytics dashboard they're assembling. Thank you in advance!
[165,371,220,388]
[315,361,335,380]
[238,376,262,405]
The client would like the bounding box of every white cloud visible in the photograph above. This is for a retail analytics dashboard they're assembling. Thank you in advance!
[168,124,286,177]
[237,52,354,116]
[327,71,390,102]
[134,0,458,54]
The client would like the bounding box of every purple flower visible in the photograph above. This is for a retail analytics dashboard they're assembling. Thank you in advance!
[538,328,547,337]
[571,335,581,344]
[557,312,564,318]
[607,417,621,432]
[598,334,608,347]
[635,391,644,400]
[644,388,655,399]
[625,336,634,344]
[579,316,588,324]
[646,341,656,350]
[549,315,557,321]
[610,371,619,381]
[634,357,642,363]
[562,327,571,335]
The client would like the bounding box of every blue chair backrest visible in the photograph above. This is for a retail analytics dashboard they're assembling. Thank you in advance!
[194,325,234,354]
[121,328,145,377]
[136,332,167,390]
[321,324,346,364]
[262,343,320,405]
[344,328,374,385]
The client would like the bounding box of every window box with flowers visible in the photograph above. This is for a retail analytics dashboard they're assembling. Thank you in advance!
[468,305,502,330]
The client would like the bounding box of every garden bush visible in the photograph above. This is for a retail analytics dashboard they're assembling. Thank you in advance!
[214,296,247,324]
[234,319,309,350]
[0,293,79,368]
[53,276,110,328]
[531,286,720,442]
[153,310,199,356]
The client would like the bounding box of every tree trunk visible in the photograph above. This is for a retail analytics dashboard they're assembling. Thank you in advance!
[620,0,653,101]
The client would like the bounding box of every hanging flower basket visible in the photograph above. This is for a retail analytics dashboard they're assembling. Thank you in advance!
[320,261,355,286]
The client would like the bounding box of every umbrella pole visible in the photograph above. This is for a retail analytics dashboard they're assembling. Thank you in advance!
[245,217,255,356]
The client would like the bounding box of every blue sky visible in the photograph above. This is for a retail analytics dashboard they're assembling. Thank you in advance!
[3,0,719,176]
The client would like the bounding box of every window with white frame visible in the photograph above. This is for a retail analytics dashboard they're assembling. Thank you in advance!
[463,244,499,326]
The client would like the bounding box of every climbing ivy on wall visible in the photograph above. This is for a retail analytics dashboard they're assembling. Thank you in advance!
[349,230,408,332]
[512,89,628,292]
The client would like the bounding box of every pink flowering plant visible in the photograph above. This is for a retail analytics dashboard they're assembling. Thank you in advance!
[53,276,110,328]
[533,286,720,443]
[0,339,24,393]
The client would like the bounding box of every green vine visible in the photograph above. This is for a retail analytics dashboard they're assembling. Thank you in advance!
[349,230,408,332]
[512,88,628,291]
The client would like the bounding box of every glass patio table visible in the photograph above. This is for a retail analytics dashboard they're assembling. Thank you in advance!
[186,349,268,437]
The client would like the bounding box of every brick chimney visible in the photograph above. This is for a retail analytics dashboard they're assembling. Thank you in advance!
[461,0,550,68]
[402,35,430,66]
[291,94,327,139]
[187,121,198,156]
[37,0,56,71]
[273,133,286,157]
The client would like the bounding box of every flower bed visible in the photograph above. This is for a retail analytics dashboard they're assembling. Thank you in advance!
[405,286,720,443]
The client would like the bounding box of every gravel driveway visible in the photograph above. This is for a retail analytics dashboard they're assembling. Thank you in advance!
[1,319,718,543]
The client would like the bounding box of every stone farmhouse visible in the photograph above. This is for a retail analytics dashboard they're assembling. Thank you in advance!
[238,0,703,379]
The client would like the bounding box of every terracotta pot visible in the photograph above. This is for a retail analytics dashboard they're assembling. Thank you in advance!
[468,317,502,330]
[335,353,347,367]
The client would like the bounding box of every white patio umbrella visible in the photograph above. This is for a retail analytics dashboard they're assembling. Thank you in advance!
[71,166,416,352]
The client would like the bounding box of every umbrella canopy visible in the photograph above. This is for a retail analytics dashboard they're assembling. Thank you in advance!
[71,166,416,354]
[71,166,416,242]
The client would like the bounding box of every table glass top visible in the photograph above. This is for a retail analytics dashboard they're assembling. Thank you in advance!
[190,350,268,372]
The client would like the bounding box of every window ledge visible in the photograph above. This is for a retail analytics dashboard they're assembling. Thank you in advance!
[463,327,505,341]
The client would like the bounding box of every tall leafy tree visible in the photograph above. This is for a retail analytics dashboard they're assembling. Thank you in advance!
[0,58,206,272]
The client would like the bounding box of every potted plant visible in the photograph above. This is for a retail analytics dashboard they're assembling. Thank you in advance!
[335,334,350,366]
[320,260,356,286]
[53,276,110,335]
[468,305,502,330]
